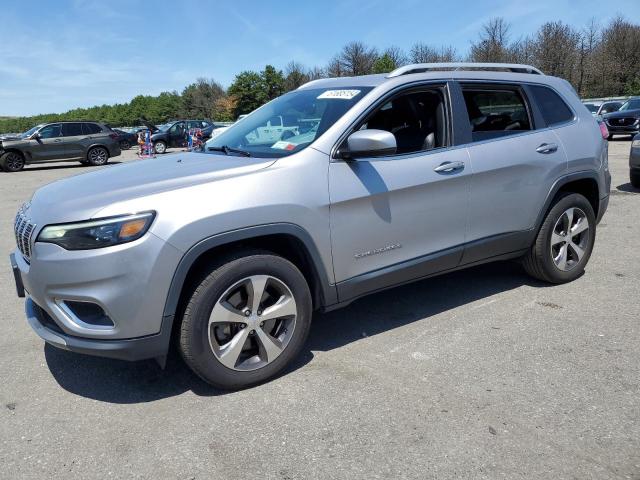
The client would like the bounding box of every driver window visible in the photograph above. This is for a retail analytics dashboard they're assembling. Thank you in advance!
[359,89,447,155]
[170,122,185,134]
[462,87,531,141]
[38,124,62,139]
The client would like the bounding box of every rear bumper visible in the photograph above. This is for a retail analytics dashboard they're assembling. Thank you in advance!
[26,297,173,362]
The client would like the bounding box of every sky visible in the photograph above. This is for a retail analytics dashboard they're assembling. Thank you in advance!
[1,0,639,116]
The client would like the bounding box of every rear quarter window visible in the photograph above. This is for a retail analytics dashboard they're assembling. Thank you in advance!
[83,123,103,134]
[528,85,574,127]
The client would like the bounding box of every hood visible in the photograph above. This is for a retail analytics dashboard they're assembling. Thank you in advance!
[140,119,159,132]
[604,108,640,119]
[0,134,20,141]
[28,152,275,224]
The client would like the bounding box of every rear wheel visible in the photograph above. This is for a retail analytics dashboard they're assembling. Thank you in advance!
[631,170,640,189]
[0,151,25,172]
[179,250,312,390]
[119,140,131,150]
[523,193,596,283]
[153,140,167,154]
[87,146,109,166]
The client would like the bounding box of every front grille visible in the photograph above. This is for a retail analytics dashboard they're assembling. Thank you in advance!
[14,210,35,260]
[607,117,637,127]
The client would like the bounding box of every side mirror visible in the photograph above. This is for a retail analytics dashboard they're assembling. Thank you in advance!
[343,129,396,159]
[31,133,41,140]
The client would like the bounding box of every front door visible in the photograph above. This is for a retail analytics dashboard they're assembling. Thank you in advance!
[329,86,470,300]
[27,123,65,161]
[168,122,186,147]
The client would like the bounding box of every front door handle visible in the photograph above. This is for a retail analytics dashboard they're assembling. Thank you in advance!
[536,143,558,154]
[434,161,465,173]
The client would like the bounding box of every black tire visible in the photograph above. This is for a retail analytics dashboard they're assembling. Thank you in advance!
[86,146,109,166]
[522,192,596,284]
[631,171,640,189]
[119,140,131,150]
[0,151,25,172]
[179,250,312,390]
[153,140,167,154]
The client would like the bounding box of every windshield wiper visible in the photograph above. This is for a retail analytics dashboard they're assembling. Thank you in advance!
[207,145,251,157]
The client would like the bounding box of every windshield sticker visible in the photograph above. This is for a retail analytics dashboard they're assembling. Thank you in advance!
[271,141,297,151]
[317,89,361,100]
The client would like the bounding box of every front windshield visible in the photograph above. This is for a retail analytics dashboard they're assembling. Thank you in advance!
[205,87,373,158]
[20,125,43,139]
[620,99,640,111]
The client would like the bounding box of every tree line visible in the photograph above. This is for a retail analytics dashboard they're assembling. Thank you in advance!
[1,15,638,134]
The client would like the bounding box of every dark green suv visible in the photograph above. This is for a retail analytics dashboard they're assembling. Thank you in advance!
[0,121,121,172]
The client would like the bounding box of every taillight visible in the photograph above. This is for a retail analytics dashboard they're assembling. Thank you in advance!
[598,120,609,140]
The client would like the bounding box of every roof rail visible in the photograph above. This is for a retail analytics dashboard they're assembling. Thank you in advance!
[387,62,544,78]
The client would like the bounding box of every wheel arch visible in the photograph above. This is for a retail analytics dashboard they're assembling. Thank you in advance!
[536,171,601,232]
[86,143,111,157]
[162,224,338,322]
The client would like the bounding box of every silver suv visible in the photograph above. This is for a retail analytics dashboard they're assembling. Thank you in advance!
[10,63,611,389]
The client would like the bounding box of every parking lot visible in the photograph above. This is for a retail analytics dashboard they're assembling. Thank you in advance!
[1,141,638,479]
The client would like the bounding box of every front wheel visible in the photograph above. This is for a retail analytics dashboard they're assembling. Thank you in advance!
[179,250,312,390]
[153,141,167,154]
[0,151,25,172]
[522,193,596,283]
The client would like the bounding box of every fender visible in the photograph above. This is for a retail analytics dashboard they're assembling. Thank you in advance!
[162,223,338,320]
[534,170,601,232]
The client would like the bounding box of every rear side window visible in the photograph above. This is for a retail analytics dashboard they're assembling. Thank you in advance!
[83,123,102,134]
[462,87,531,141]
[528,85,574,127]
[62,123,83,136]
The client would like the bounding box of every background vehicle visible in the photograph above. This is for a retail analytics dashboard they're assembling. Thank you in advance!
[113,128,137,150]
[142,119,213,154]
[12,63,610,389]
[0,121,121,172]
[597,101,623,116]
[630,133,640,188]
[602,97,640,139]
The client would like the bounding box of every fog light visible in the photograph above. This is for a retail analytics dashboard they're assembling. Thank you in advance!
[63,301,114,327]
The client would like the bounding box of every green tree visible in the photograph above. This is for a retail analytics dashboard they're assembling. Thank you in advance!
[372,53,397,74]
[228,70,266,118]
[262,65,285,101]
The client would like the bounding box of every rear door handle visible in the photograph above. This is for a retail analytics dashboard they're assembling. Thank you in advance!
[434,161,465,173]
[536,143,558,154]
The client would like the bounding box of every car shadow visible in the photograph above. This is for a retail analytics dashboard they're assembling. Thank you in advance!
[45,260,547,403]
[22,161,122,172]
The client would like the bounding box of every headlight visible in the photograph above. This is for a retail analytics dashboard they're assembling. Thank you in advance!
[37,212,155,250]
[632,139,640,148]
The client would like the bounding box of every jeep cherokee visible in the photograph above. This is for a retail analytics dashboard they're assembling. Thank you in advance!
[10,63,611,389]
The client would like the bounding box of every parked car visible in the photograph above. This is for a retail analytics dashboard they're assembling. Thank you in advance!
[11,62,610,389]
[0,121,121,172]
[142,120,214,154]
[596,101,622,116]
[602,97,640,139]
[113,128,137,150]
[630,133,640,188]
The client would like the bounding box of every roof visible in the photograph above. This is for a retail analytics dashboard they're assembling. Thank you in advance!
[298,62,549,91]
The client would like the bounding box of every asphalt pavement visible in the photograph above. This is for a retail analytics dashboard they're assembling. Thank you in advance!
[1,141,638,479]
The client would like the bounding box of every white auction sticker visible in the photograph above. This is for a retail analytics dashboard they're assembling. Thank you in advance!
[271,141,296,151]
[317,89,361,100]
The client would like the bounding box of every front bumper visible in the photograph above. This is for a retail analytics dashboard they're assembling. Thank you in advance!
[12,229,182,342]
[26,297,173,361]
[606,124,639,135]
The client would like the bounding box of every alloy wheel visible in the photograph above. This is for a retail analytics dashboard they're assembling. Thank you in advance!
[4,152,24,171]
[550,207,590,271]
[208,275,297,371]
[89,147,108,165]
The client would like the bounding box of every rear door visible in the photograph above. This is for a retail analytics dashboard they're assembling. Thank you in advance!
[61,122,85,159]
[458,82,568,262]
[27,123,65,161]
